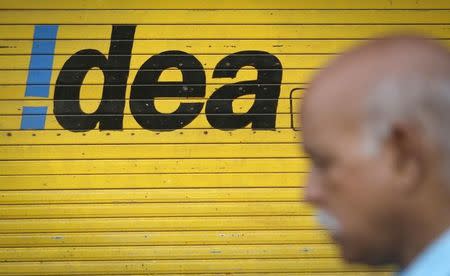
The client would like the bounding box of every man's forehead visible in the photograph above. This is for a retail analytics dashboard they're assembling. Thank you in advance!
[306,54,379,104]
[305,34,450,108]
[301,73,367,155]
[301,35,440,150]
[301,44,386,139]
[303,80,365,131]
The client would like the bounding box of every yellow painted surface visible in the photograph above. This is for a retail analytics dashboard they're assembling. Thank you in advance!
[0,144,306,159]
[0,172,306,190]
[0,0,446,274]
[1,0,449,9]
[0,259,390,275]
[0,216,317,233]
[0,244,339,261]
[1,25,450,39]
[1,115,299,130]
[0,230,330,247]
[0,202,312,218]
[0,129,302,144]
[0,10,449,24]
[0,188,303,204]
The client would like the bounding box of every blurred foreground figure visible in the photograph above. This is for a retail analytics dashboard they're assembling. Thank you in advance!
[301,34,450,275]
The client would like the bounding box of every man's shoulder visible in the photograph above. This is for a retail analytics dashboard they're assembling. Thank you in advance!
[398,228,450,276]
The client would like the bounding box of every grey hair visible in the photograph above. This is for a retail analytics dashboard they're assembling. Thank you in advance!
[362,72,450,182]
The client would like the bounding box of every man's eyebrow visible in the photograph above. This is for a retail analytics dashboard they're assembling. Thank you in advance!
[302,145,314,157]
[303,145,328,161]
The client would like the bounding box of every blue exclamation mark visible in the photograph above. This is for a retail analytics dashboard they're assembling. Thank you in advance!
[20,25,58,130]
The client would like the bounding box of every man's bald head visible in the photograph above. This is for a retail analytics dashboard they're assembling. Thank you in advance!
[301,34,450,268]
[304,34,450,181]
[309,34,450,94]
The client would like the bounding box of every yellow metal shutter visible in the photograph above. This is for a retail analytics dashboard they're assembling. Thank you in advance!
[0,0,449,274]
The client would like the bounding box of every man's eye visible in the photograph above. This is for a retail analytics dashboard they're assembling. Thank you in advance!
[312,157,331,170]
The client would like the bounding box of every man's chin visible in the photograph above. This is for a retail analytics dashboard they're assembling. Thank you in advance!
[334,237,367,264]
[340,247,362,264]
[328,231,343,246]
[339,246,369,265]
[329,233,362,263]
[339,243,390,266]
[327,232,377,265]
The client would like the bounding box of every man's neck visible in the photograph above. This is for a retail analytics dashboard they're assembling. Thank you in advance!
[399,198,450,269]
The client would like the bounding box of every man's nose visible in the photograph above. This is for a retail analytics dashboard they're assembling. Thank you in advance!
[304,168,323,205]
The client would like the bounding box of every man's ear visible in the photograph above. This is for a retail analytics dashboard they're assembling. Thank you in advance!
[388,123,424,194]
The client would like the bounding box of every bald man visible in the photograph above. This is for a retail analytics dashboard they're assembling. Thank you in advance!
[301,35,450,275]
